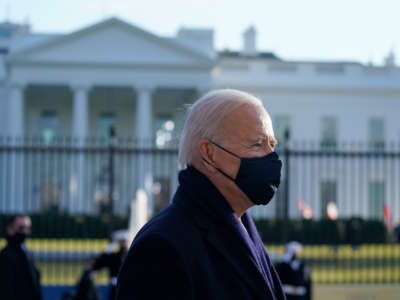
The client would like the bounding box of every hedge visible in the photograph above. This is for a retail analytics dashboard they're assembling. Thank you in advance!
[0,213,393,243]
[0,213,128,239]
[254,217,389,244]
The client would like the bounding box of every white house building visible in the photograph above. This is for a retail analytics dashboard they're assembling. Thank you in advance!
[214,27,400,224]
[0,18,399,224]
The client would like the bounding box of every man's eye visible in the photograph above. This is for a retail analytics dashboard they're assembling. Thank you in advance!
[253,143,262,147]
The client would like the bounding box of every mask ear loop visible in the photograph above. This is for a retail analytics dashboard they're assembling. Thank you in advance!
[202,139,239,181]
[209,140,241,159]
[201,158,236,181]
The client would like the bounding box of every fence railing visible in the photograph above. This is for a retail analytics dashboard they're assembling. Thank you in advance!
[1,137,400,285]
[0,136,179,217]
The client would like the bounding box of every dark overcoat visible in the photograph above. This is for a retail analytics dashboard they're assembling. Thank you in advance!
[0,242,42,300]
[116,167,285,300]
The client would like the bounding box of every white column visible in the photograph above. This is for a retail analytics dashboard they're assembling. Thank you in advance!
[8,82,25,140]
[8,82,26,212]
[71,85,90,213]
[135,86,153,143]
[72,85,90,144]
[0,87,8,136]
[135,86,154,216]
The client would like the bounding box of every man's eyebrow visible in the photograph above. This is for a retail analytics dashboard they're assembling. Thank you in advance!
[248,135,268,144]
[255,134,277,146]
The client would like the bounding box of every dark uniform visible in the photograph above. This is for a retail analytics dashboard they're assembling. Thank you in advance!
[91,248,126,300]
[0,239,42,300]
[275,242,311,300]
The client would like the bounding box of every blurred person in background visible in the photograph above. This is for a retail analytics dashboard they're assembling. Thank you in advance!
[275,241,312,300]
[60,257,100,300]
[0,214,42,300]
[392,223,400,243]
[348,217,362,250]
[89,230,128,300]
[117,89,285,300]
[73,257,101,300]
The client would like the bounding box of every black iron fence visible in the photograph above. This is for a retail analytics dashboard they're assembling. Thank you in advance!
[0,136,178,218]
[0,137,400,285]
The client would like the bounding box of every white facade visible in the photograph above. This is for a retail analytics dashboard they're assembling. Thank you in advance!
[215,56,400,142]
[214,50,400,224]
[0,18,399,223]
[2,18,399,148]
[0,18,213,138]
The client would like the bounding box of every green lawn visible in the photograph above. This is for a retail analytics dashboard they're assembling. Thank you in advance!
[1,239,399,285]
[36,261,109,286]
[35,260,400,285]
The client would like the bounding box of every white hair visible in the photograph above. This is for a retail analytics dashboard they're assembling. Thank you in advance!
[178,89,267,169]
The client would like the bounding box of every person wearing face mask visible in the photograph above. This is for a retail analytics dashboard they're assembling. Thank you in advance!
[116,89,286,300]
[0,215,42,300]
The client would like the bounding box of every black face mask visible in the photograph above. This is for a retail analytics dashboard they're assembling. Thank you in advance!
[7,233,27,245]
[205,141,282,205]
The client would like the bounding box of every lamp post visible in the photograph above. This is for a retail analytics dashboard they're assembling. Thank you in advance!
[283,128,290,243]
[104,125,117,238]
[108,125,116,214]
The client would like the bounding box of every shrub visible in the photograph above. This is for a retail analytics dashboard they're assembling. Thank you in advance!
[254,217,387,244]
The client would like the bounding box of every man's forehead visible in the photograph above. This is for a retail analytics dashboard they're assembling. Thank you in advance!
[223,103,273,138]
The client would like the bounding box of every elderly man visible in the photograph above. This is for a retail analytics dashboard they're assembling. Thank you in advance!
[0,215,42,300]
[116,89,285,300]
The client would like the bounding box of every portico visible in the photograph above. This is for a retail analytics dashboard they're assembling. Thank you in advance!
[6,18,213,139]
[3,18,214,214]
[20,84,198,140]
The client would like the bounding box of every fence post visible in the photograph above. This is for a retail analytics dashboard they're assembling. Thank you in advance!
[282,129,290,243]
[107,126,116,234]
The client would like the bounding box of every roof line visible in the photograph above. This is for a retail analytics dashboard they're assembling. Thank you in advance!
[7,17,214,65]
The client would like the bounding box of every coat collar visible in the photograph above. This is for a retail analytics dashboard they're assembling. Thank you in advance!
[203,218,277,300]
[174,166,280,300]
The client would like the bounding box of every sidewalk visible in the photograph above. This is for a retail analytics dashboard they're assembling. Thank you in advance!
[314,284,400,300]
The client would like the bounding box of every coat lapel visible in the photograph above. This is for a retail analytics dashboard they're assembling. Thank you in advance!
[270,265,286,300]
[242,213,283,299]
[197,215,276,300]
[173,167,280,300]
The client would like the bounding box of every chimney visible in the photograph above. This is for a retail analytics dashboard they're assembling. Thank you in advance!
[242,26,257,56]
[384,50,396,68]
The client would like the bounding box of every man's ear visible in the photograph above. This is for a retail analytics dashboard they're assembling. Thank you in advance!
[198,139,217,173]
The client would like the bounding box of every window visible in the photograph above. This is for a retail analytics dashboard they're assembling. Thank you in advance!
[98,112,116,141]
[369,181,385,219]
[368,118,385,151]
[320,116,337,150]
[155,116,175,148]
[320,181,337,218]
[41,111,58,144]
[274,115,290,148]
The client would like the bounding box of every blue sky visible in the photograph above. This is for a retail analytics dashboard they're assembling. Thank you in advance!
[2,0,400,65]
